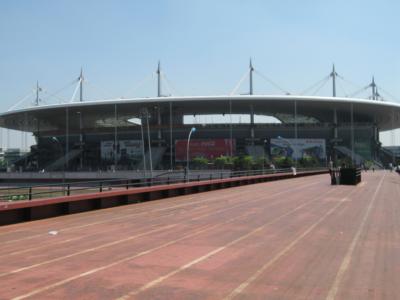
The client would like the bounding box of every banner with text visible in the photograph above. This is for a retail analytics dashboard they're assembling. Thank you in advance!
[270,138,326,160]
[175,139,236,161]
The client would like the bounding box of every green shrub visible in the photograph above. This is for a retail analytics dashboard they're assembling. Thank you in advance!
[192,157,208,169]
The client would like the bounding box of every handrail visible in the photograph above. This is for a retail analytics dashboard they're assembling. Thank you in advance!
[0,167,327,202]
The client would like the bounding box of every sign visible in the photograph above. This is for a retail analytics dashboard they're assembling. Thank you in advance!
[270,138,326,160]
[101,140,143,161]
[175,139,236,161]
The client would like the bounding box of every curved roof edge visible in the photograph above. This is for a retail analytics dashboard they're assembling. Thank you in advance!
[1,94,400,117]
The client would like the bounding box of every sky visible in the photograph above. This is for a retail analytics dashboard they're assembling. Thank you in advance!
[0,0,399,148]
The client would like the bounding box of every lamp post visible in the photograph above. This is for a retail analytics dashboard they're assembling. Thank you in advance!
[52,137,66,193]
[144,109,153,178]
[127,117,146,179]
[186,127,196,181]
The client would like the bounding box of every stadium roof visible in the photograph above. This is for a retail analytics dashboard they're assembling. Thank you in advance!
[1,95,400,132]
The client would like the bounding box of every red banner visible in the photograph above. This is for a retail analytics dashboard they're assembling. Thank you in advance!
[175,139,236,161]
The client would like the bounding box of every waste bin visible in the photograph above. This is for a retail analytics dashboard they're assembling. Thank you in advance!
[339,167,361,185]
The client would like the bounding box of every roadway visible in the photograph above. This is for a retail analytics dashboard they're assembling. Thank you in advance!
[0,171,398,299]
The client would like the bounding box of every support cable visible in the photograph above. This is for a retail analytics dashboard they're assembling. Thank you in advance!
[41,79,78,103]
[376,85,398,102]
[161,72,181,96]
[70,79,81,103]
[254,69,290,94]
[300,75,330,95]
[348,84,370,98]
[7,89,35,111]
[122,73,155,98]
[85,80,117,100]
[311,76,331,95]
[230,70,250,96]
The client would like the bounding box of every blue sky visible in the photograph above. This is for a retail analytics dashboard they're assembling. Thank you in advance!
[0,0,399,146]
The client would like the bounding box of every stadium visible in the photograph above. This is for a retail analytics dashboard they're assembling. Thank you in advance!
[0,64,399,174]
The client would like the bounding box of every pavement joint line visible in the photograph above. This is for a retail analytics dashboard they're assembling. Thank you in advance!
[115,185,339,299]
[223,183,367,299]
[10,178,332,300]
[3,176,318,251]
[325,172,386,300]
[0,224,178,278]
[0,177,324,276]
[0,181,322,269]
[0,176,324,246]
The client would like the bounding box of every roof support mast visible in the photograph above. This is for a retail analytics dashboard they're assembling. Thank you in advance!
[79,68,84,102]
[331,64,337,97]
[371,76,377,100]
[249,58,254,95]
[157,61,161,97]
[35,81,40,106]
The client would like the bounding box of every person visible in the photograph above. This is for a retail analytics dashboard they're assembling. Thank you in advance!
[291,166,297,176]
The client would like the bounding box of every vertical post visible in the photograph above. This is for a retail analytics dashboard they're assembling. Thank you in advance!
[78,112,83,170]
[157,106,161,142]
[79,68,83,102]
[186,127,196,181]
[250,104,255,145]
[350,102,354,165]
[392,110,395,165]
[114,104,118,170]
[145,109,153,178]
[157,61,161,97]
[333,108,338,164]
[36,81,40,106]
[169,102,173,170]
[371,77,376,100]
[140,114,147,179]
[65,107,69,170]
[249,59,254,95]
[331,64,336,97]
[229,99,233,157]
[294,100,298,167]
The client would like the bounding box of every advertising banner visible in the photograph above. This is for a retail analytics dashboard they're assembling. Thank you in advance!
[101,140,142,161]
[270,138,326,160]
[175,139,236,161]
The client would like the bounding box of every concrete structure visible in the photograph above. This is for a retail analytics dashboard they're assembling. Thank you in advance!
[1,64,399,173]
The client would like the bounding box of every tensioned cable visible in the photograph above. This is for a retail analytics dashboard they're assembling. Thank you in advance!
[300,75,330,95]
[254,69,290,95]
[85,80,117,100]
[311,76,330,96]
[41,79,78,103]
[161,72,181,96]
[122,72,155,98]
[7,89,35,111]
[69,79,81,103]
[230,69,250,96]
[376,85,398,102]
[336,78,348,97]
[348,84,370,98]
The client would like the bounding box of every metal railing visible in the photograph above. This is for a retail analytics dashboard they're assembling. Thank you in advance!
[0,167,327,202]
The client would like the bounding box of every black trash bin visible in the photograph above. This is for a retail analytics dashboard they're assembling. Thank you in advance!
[339,167,361,185]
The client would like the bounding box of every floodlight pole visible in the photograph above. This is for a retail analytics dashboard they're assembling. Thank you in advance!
[186,127,196,181]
